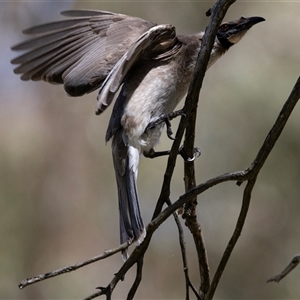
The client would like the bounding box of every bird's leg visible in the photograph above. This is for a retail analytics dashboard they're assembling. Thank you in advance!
[143,148,170,159]
[146,109,186,140]
[144,109,200,161]
[143,146,201,161]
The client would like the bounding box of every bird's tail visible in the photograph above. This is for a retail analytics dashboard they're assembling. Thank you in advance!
[112,131,146,260]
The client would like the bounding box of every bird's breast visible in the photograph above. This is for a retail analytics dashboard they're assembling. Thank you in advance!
[120,60,194,152]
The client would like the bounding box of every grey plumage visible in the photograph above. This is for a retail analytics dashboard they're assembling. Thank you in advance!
[11,10,265,259]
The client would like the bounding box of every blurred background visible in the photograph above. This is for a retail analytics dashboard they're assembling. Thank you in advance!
[1,1,300,299]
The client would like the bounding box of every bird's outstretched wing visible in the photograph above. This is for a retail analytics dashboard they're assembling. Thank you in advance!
[11,10,156,96]
[96,24,179,115]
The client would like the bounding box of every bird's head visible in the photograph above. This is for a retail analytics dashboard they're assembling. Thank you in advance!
[217,16,265,49]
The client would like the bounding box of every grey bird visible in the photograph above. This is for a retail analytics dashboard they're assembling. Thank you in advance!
[11,10,265,259]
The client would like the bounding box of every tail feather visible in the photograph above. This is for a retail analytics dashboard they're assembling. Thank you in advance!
[112,131,146,259]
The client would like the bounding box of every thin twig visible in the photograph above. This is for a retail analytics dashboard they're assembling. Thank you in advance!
[165,197,197,300]
[183,201,210,298]
[83,289,105,300]
[173,208,201,299]
[205,176,257,300]
[267,255,300,283]
[204,78,300,298]
[239,77,300,184]
[18,241,130,289]
[127,256,144,300]
[175,210,191,300]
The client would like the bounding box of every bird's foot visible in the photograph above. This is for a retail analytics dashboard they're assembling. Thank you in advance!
[146,109,186,140]
[179,146,201,162]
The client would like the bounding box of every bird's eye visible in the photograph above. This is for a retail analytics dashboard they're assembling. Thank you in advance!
[220,24,229,31]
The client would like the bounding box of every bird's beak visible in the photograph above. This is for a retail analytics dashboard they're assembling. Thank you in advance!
[218,16,265,47]
[240,16,266,30]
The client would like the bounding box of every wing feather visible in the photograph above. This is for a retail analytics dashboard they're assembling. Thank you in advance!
[11,10,155,96]
[95,24,178,115]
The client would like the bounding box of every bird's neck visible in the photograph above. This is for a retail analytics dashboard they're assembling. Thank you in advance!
[208,39,228,69]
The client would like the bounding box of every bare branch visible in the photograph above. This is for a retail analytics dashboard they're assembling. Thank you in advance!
[183,201,210,298]
[83,288,106,300]
[127,256,144,300]
[18,241,130,289]
[267,255,300,283]
[173,209,201,299]
[205,176,257,300]
[239,76,300,184]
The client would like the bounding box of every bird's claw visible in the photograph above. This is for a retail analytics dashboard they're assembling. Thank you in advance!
[165,118,175,140]
[179,146,201,162]
[164,109,187,140]
[146,109,186,140]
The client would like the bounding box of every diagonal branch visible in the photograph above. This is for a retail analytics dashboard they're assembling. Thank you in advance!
[242,76,300,179]
[127,256,144,300]
[205,176,257,300]
[206,76,300,298]
[173,206,201,299]
[18,241,130,289]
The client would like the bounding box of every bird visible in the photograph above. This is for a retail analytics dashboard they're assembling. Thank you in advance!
[11,9,265,259]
